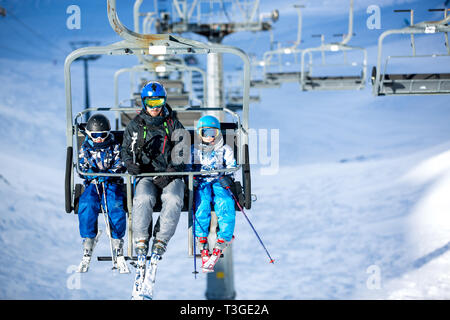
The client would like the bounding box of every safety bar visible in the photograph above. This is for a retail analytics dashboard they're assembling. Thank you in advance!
[113,62,207,125]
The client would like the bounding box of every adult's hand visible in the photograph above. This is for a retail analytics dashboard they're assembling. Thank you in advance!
[126,161,141,175]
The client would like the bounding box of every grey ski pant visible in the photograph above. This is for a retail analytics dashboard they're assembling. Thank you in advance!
[132,177,185,244]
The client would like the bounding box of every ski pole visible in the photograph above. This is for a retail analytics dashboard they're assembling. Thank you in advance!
[131,133,138,197]
[226,188,275,264]
[192,205,198,278]
[96,182,116,270]
[191,176,198,278]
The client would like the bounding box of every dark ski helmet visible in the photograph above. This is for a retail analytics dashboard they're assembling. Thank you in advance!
[141,81,167,109]
[86,114,111,132]
[86,114,111,142]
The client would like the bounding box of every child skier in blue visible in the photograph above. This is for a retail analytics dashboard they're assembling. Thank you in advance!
[77,114,128,273]
[191,115,237,272]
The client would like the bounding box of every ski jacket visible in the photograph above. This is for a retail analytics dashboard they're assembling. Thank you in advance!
[78,133,125,184]
[121,105,186,173]
[190,134,237,183]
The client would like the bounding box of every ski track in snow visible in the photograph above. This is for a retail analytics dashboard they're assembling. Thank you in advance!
[1,39,450,300]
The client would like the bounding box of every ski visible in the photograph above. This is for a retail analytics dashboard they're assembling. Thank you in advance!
[131,254,147,300]
[116,255,130,274]
[77,230,103,273]
[202,248,221,273]
[139,254,161,300]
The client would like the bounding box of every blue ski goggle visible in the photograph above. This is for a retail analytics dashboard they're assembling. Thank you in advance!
[199,128,220,138]
[87,131,110,140]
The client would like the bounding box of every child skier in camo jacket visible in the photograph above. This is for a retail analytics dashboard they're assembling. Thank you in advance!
[190,115,237,272]
[77,114,128,273]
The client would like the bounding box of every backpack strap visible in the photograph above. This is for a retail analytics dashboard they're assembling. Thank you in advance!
[162,116,174,154]
[132,115,147,162]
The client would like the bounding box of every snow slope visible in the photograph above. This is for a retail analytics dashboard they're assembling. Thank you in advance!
[2,0,450,300]
[2,55,450,300]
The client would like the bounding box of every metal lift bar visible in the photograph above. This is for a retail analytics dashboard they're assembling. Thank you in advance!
[373,9,450,96]
[262,5,304,71]
[299,0,367,91]
[113,61,207,128]
[259,5,315,86]
[64,0,251,257]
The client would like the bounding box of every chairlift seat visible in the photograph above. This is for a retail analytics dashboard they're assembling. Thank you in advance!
[250,79,281,89]
[73,123,245,214]
[372,67,450,95]
[265,72,302,83]
[302,73,364,91]
[155,79,184,91]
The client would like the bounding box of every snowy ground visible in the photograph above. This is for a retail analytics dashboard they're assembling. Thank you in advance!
[1,3,450,298]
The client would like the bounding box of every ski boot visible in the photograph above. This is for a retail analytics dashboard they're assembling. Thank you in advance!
[77,237,95,273]
[197,237,210,268]
[202,239,227,273]
[112,238,130,274]
[150,239,167,260]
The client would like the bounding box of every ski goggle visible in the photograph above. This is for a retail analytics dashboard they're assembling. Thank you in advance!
[143,97,166,108]
[199,128,220,138]
[87,131,110,140]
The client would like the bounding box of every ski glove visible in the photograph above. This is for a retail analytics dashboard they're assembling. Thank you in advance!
[96,176,108,183]
[193,177,199,188]
[126,161,141,175]
[218,175,233,189]
[153,175,171,189]
[153,167,177,189]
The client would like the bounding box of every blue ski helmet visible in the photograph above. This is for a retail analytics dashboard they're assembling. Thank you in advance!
[196,115,221,133]
[141,81,167,108]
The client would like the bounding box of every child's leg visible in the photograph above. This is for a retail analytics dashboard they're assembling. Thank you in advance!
[211,182,236,242]
[194,182,213,238]
[104,183,126,239]
[78,184,101,239]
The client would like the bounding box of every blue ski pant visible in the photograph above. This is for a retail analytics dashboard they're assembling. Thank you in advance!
[194,181,236,242]
[78,183,126,239]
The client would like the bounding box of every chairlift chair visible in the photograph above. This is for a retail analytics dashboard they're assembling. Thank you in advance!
[65,0,253,259]
[257,5,306,87]
[299,0,367,91]
[372,8,450,96]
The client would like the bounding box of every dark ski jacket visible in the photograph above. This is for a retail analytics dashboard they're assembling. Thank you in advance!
[121,104,187,173]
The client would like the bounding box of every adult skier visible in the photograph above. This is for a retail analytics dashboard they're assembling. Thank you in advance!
[190,115,237,272]
[121,81,186,299]
[77,114,128,273]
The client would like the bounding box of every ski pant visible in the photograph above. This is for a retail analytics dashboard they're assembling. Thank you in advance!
[132,177,185,244]
[78,183,126,239]
[194,181,236,242]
